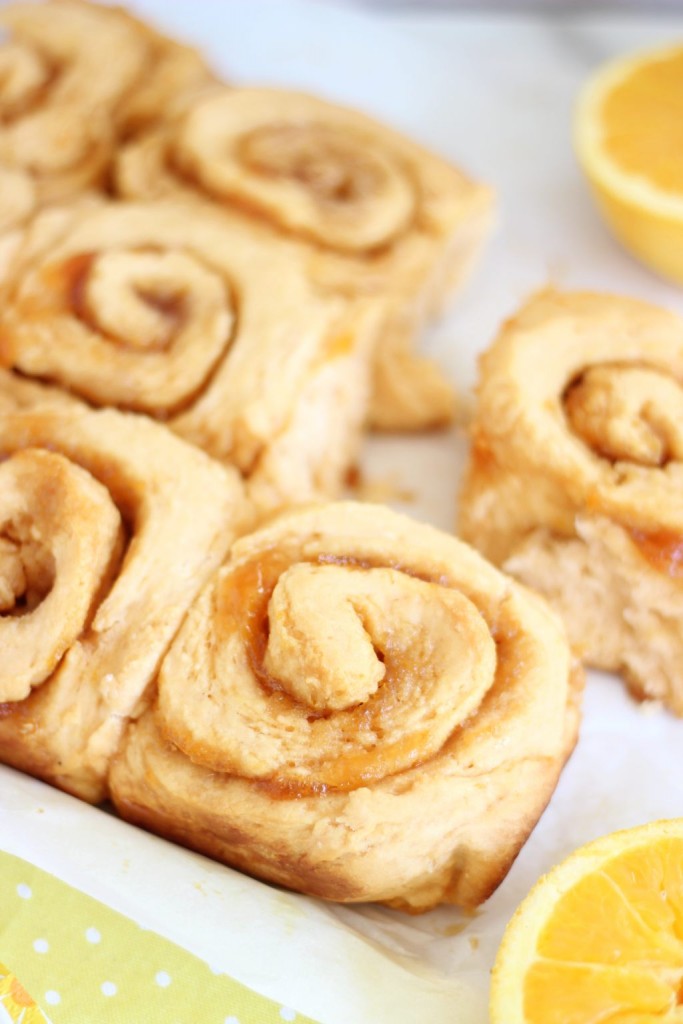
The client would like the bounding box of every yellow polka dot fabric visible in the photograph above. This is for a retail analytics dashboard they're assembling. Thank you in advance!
[0,851,318,1024]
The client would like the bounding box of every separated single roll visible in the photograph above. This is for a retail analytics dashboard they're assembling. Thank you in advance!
[459,289,683,715]
[0,0,214,207]
[0,199,379,510]
[116,86,493,430]
[110,502,581,912]
[0,402,244,802]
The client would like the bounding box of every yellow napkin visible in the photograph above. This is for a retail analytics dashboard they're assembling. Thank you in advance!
[0,850,317,1024]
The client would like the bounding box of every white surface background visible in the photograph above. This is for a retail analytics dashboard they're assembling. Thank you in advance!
[3,2,683,1022]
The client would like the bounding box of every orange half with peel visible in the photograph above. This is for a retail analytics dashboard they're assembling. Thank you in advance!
[575,44,683,284]
[490,819,683,1024]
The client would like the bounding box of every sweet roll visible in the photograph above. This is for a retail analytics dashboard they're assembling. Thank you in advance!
[459,289,683,715]
[0,403,244,801]
[0,199,378,511]
[0,0,215,207]
[110,502,581,911]
[116,87,494,430]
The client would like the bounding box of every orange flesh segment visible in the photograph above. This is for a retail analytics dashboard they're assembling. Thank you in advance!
[524,962,676,1024]
[602,51,683,194]
[524,838,683,1022]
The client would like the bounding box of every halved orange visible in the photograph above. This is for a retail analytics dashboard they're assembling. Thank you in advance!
[575,45,683,284]
[490,819,683,1024]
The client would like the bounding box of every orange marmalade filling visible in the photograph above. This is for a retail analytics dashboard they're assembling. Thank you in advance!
[629,527,683,578]
[64,251,95,313]
[215,548,454,797]
[56,251,184,351]
[322,330,355,362]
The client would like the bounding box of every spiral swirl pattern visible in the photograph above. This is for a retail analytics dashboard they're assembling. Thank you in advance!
[159,552,496,793]
[4,243,234,413]
[0,403,243,801]
[176,95,417,254]
[0,1,214,204]
[564,364,683,469]
[0,199,378,510]
[461,290,683,547]
[0,2,143,197]
[0,448,123,704]
[116,86,493,430]
[459,289,683,714]
[111,503,579,911]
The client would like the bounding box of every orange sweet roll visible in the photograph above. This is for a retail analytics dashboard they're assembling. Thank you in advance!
[0,198,380,511]
[115,87,494,431]
[0,1,145,202]
[109,502,581,912]
[0,402,245,801]
[459,288,683,715]
[0,1,216,208]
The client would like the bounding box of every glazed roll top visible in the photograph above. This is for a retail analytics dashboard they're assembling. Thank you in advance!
[0,402,245,801]
[0,1,145,197]
[170,90,421,254]
[118,87,480,261]
[0,200,379,509]
[111,502,581,912]
[462,290,683,560]
[1,207,236,415]
[0,1,214,205]
[159,531,497,793]
[117,86,493,431]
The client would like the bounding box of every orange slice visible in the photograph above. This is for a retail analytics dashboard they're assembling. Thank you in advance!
[0,962,51,1023]
[490,820,683,1024]
[575,45,683,283]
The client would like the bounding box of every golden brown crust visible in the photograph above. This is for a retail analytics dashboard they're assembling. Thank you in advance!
[0,0,142,200]
[459,288,683,715]
[0,1,217,214]
[110,502,580,911]
[0,404,245,801]
[0,199,379,512]
[116,86,494,431]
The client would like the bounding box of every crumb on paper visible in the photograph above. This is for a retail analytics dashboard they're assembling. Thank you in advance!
[442,921,468,937]
[469,936,480,951]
